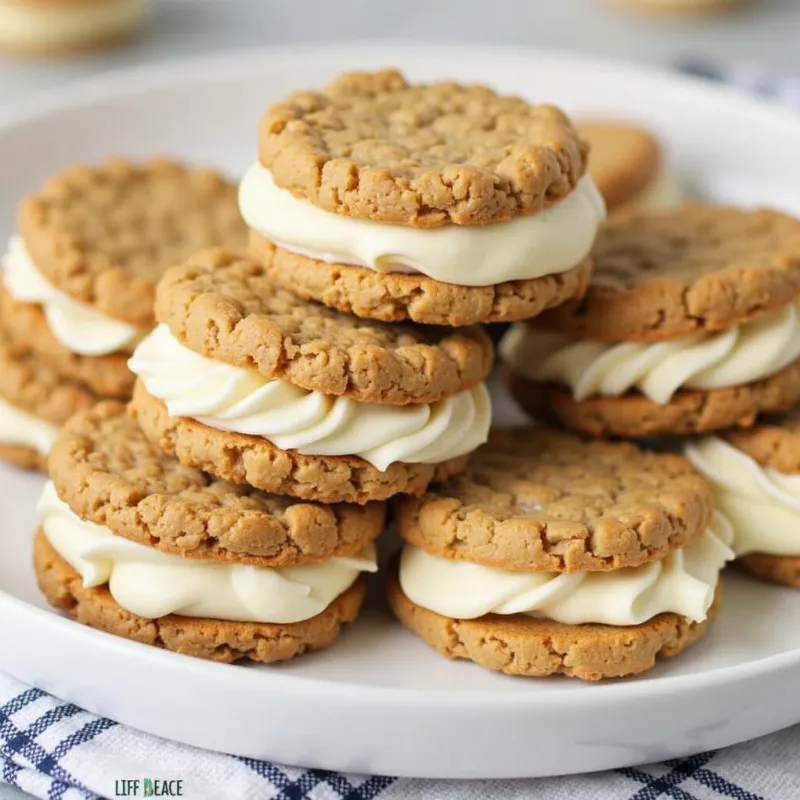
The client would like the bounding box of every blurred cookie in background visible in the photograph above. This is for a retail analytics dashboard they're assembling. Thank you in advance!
[611,0,753,17]
[576,120,683,214]
[0,0,147,56]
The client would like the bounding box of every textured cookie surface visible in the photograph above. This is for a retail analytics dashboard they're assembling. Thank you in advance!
[50,401,385,565]
[0,284,133,399]
[395,426,712,572]
[35,532,366,664]
[386,561,719,681]
[738,553,800,588]
[576,120,660,212]
[259,69,587,227]
[539,205,800,340]
[156,249,494,404]
[131,382,468,505]
[724,414,800,474]
[19,158,247,327]
[0,325,97,425]
[507,360,800,438]
[249,233,593,326]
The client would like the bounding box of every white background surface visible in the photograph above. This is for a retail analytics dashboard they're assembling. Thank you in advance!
[1,3,799,798]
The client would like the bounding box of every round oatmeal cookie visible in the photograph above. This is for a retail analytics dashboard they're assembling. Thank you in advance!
[395,426,712,572]
[49,401,386,565]
[507,359,800,439]
[0,283,133,398]
[18,158,247,328]
[156,248,494,404]
[0,324,97,427]
[575,120,661,212]
[34,531,366,664]
[386,559,720,681]
[259,69,587,227]
[131,381,467,505]
[723,414,800,474]
[538,205,800,341]
[248,232,593,326]
[737,553,800,588]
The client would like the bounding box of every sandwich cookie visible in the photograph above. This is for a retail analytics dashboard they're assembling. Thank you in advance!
[0,0,147,55]
[37,402,383,663]
[686,420,800,587]
[128,249,494,504]
[0,326,96,470]
[389,427,732,680]
[241,69,605,326]
[1,159,247,401]
[501,205,800,437]
[576,120,683,214]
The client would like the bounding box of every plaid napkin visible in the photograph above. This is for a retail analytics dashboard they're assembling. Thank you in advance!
[1,667,798,800]
[3,64,800,800]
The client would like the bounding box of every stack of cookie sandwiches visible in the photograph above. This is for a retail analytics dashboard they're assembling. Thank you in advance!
[35,403,383,664]
[0,159,246,469]
[388,427,734,680]
[127,249,494,504]
[501,204,800,438]
[239,69,606,327]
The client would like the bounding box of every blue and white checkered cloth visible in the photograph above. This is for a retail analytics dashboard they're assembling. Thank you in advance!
[3,63,800,800]
[2,666,800,799]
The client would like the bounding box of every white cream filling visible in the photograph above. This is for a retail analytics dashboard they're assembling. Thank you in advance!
[238,163,606,287]
[128,325,491,471]
[500,299,800,405]
[400,512,734,626]
[0,396,58,456]
[2,237,141,356]
[0,0,145,48]
[685,437,800,557]
[38,482,377,623]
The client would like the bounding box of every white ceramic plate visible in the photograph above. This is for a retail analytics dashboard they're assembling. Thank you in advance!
[3,43,800,780]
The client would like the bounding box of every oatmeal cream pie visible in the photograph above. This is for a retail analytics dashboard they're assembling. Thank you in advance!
[128,249,493,504]
[0,0,147,55]
[686,418,800,588]
[240,69,605,326]
[0,325,96,470]
[36,402,382,663]
[1,159,246,400]
[388,427,733,681]
[500,205,800,437]
[576,120,683,214]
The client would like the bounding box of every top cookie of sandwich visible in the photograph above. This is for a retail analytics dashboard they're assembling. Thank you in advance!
[156,249,494,404]
[49,401,386,566]
[724,414,800,474]
[395,426,713,572]
[18,158,248,328]
[539,205,800,341]
[259,69,587,227]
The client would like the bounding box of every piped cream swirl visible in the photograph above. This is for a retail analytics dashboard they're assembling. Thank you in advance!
[129,325,491,471]
[2,237,142,357]
[238,163,606,286]
[38,482,377,624]
[400,512,734,626]
[685,437,800,557]
[500,300,800,405]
